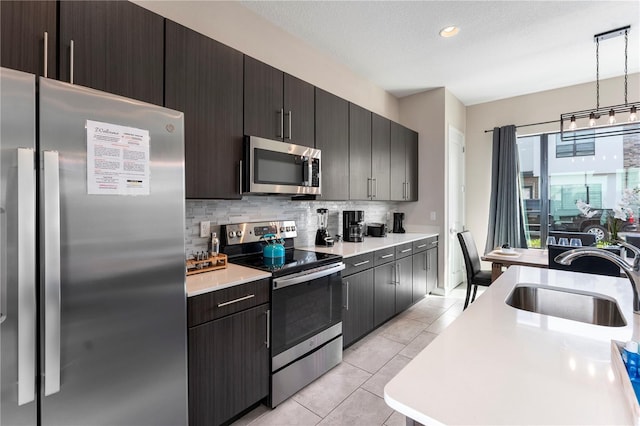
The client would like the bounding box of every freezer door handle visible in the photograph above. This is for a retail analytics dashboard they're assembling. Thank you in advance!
[43,150,61,396]
[17,148,36,405]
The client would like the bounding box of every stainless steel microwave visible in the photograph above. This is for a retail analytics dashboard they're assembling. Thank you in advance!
[242,136,321,195]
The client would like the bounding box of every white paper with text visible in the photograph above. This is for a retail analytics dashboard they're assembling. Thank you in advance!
[86,120,150,195]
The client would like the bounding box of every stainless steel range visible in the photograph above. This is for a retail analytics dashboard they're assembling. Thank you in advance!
[222,220,345,407]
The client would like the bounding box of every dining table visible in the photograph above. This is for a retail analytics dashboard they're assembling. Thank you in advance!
[482,248,548,281]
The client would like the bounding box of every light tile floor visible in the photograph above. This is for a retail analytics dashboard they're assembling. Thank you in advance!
[232,284,480,426]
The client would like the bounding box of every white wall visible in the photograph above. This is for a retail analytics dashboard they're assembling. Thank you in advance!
[466,73,639,258]
[132,0,400,120]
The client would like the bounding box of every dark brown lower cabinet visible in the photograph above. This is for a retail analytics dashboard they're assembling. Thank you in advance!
[374,263,396,327]
[342,269,374,348]
[412,251,428,302]
[188,303,269,426]
[395,256,413,313]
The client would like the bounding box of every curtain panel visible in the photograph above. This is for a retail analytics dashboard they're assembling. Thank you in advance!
[485,125,527,252]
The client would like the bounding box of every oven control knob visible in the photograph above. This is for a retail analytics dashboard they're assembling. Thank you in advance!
[228,231,236,238]
[236,230,243,238]
[286,226,291,232]
[291,226,296,231]
[280,227,285,232]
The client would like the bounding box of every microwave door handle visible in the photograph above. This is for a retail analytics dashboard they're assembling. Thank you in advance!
[307,160,312,187]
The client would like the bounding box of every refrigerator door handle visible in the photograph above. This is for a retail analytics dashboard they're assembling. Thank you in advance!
[43,150,61,396]
[17,148,36,405]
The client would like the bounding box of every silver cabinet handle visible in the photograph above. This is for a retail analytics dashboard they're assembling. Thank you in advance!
[43,150,61,396]
[69,40,74,84]
[43,32,49,78]
[380,253,394,259]
[425,252,429,271]
[352,260,370,267]
[217,294,254,308]
[286,110,292,140]
[239,160,243,194]
[417,244,427,249]
[401,248,412,253]
[431,241,438,245]
[392,263,398,285]
[265,309,271,349]
[278,108,284,139]
[17,148,36,405]
[366,177,371,198]
[344,281,350,310]
[373,178,377,198]
[406,182,411,200]
[402,182,406,200]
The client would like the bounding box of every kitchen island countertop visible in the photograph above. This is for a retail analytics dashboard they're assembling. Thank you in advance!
[185,264,271,297]
[298,232,438,258]
[384,265,636,425]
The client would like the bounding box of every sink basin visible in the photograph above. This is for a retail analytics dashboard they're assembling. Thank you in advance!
[506,284,626,327]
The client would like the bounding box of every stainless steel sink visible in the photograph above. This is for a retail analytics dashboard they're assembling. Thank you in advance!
[506,285,626,327]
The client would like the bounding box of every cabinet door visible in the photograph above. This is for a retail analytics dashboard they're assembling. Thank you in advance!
[405,127,419,201]
[427,247,438,294]
[396,256,413,313]
[284,73,315,147]
[374,263,396,327]
[1,0,57,78]
[390,121,406,201]
[349,103,372,200]
[412,251,428,302]
[59,1,164,105]
[188,304,269,426]
[371,113,391,200]
[342,269,374,348]
[315,88,349,200]
[244,56,284,140]
[165,21,243,200]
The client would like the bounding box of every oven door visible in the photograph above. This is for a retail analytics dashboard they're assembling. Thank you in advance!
[271,262,344,364]
[244,135,321,195]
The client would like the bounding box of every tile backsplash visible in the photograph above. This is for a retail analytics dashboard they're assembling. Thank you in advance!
[185,196,401,255]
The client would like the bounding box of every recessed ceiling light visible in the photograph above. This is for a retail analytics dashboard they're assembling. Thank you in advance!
[439,26,460,38]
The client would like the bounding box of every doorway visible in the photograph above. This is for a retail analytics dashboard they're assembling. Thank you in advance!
[447,125,465,292]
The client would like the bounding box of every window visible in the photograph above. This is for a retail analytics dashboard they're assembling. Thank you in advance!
[517,123,640,248]
[555,131,595,158]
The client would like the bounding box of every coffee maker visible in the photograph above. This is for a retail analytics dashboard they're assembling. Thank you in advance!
[315,208,334,246]
[393,212,405,233]
[343,210,364,242]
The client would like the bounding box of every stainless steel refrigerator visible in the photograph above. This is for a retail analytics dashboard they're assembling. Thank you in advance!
[0,67,188,425]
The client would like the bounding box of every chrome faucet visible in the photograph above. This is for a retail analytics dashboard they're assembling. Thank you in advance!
[554,241,640,314]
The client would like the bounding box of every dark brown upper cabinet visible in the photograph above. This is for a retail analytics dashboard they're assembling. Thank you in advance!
[371,113,391,200]
[391,122,419,201]
[58,1,164,105]
[244,56,315,147]
[315,88,349,200]
[349,103,373,200]
[165,21,244,200]
[1,0,57,78]
[349,105,391,200]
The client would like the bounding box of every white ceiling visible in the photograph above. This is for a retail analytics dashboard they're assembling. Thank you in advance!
[239,0,640,106]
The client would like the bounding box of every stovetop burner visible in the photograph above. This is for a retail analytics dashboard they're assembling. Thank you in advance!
[230,249,341,277]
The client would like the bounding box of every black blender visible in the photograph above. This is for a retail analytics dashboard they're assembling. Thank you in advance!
[315,208,334,246]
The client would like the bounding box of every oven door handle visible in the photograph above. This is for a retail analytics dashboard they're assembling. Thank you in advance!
[272,263,345,290]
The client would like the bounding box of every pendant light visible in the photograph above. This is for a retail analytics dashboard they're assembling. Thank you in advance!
[560,26,640,141]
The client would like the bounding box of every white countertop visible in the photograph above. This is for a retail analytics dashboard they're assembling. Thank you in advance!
[384,265,636,425]
[185,264,271,297]
[298,232,438,258]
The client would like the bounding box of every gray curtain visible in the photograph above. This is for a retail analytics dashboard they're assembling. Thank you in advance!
[484,125,527,252]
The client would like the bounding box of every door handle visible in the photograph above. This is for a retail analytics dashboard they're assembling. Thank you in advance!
[43,32,49,78]
[265,309,271,349]
[285,110,292,140]
[43,150,61,396]
[278,108,284,139]
[344,281,350,310]
[17,148,36,405]
[69,40,74,84]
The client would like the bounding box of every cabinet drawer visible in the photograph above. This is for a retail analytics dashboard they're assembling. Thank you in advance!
[412,239,429,253]
[374,247,395,266]
[188,278,270,327]
[343,252,375,277]
[395,242,414,259]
